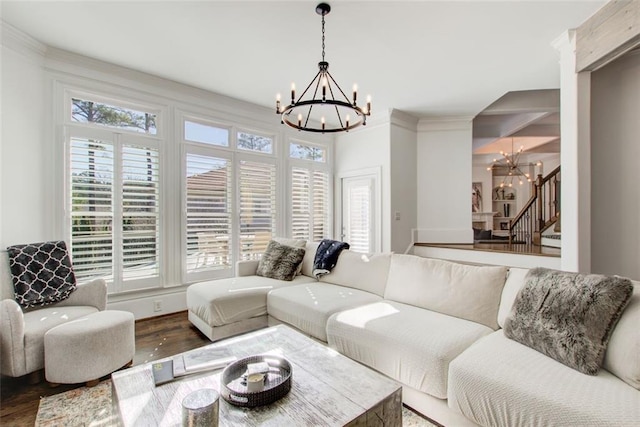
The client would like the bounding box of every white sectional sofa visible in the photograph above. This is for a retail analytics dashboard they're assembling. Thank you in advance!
[186,241,640,427]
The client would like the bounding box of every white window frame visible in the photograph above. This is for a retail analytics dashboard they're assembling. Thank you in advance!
[287,140,333,242]
[178,111,280,284]
[181,144,234,283]
[60,87,165,295]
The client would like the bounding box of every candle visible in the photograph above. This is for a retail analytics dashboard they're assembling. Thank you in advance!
[346,114,350,129]
[291,83,296,103]
[322,77,327,100]
[276,94,281,113]
[366,95,371,115]
[352,84,358,105]
[321,116,325,131]
[297,113,302,128]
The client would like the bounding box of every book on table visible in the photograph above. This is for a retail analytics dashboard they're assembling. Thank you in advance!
[152,352,237,386]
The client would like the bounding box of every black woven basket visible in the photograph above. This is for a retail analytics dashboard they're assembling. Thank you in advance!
[220,355,292,407]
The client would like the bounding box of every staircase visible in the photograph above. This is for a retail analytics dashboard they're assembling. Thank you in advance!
[509,166,560,246]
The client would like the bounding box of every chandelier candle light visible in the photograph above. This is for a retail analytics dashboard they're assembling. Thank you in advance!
[276,3,371,133]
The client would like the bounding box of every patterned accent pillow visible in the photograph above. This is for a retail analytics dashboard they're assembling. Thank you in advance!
[256,240,305,281]
[6,241,77,308]
[504,267,633,375]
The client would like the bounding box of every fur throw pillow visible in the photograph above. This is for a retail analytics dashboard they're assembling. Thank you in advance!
[256,240,305,281]
[504,267,633,375]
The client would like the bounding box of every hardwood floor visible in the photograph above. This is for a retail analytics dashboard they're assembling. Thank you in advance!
[416,242,561,257]
[0,311,210,426]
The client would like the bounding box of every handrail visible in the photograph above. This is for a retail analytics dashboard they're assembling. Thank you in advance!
[508,166,561,245]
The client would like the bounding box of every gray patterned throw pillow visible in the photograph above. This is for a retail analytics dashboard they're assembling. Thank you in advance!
[504,267,633,375]
[6,241,77,308]
[256,240,305,281]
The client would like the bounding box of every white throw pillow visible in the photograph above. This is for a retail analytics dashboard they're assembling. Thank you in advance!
[301,242,320,278]
[497,267,530,328]
[384,255,508,329]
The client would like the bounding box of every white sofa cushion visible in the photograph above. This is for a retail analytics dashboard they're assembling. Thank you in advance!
[319,251,391,297]
[448,330,640,427]
[604,280,640,390]
[327,300,493,399]
[300,242,320,278]
[267,283,382,342]
[187,275,314,327]
[384,255,508,329]
[497,267,529,328]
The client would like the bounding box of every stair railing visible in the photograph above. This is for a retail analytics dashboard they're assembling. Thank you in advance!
[509,166,560,245]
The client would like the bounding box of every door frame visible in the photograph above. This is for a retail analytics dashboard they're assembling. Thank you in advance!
[335,166,382,253]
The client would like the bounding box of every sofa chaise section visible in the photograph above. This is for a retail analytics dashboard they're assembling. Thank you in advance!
[187,260,315,341]
[267,251,390,341]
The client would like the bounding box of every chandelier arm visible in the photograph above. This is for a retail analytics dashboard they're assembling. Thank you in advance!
[297,70,323,104]
[326,71,353,105]
[303,76,324,128]
[326,82,345,129]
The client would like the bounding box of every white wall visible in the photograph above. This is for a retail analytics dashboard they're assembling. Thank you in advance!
[416,118,473,243]
[335,121,392,251]
[389,113,417,253]
[554,30,592,273]
[0,26,47,248]
[590,50,640,280]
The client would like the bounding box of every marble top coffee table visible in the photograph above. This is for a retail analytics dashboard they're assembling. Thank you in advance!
[111,325,402,426]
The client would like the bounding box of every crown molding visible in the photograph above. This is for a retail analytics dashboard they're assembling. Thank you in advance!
[389,109,419,131]
[0,20,47,60]
[417,116,473,132]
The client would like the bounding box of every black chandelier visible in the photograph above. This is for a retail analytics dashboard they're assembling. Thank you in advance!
[276,3,371,133]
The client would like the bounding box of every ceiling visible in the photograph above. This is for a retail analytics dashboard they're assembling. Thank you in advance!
[1,1,604,121]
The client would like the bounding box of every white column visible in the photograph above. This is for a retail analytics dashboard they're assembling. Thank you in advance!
[553,30,591,273]
[416,117,473,243]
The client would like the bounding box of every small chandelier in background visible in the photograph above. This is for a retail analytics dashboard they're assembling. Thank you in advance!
[276,3,371,133]
[487,138,541,188]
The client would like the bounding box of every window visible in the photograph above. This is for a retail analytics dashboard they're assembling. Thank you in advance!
[184,120,229,147]
[70,137,114,280]
[290,167,331,242]
[71,97,157,135]
[237,132,273,154]
[185,153,233,275]
[69,133,161,289]
[238,159,277,259]
[290,142,326,162]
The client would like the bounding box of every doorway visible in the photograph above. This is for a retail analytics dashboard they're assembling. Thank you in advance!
[338,168,381,253]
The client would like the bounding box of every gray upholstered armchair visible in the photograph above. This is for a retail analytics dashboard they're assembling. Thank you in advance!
[0,251,107,379]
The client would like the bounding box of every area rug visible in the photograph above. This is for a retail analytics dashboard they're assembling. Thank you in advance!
[36,380,438,426]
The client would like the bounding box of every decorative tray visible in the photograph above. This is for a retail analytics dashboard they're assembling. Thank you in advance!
[220,354,292,407]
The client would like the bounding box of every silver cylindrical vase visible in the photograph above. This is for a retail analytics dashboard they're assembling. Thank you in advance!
[182,388,219,427]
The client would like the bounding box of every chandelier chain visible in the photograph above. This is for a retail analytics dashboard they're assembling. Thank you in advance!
[321,14,325,62]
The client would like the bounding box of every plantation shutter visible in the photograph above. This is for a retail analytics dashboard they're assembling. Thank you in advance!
[290,166,330,242]
[185,153,233,272]
[238,160,276,260]
[312,170,330,242]
[122,145,160,280]
[70,137,115,280]
[346,181,371,253]
[291,167,310,240]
